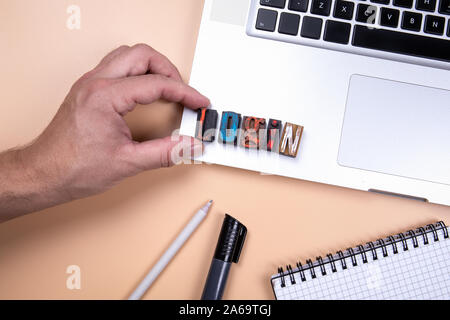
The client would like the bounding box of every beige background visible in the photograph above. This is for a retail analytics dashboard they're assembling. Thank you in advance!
[0,0,448,300]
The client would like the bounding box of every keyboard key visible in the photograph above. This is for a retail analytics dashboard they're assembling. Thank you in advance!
[380,7,400,27]
[393,0,413,8]
[334,0,355,20]
[439,0,450,14]
[311,0,332,16]
[260,0,286,8]
[401,11,423,31]
[324,20,351,44]
[256,9,278,31]
[288,0,309,12]
[352,24,450,62]
[278,12,301,35]
[424,15,445,34]
[416,0,436,11]
[301,16,323,38]
[448,20,450,35]
[356,4,378,23]
[371,0,390,4]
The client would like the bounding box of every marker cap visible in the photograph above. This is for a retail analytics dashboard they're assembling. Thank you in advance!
[213,214,247,263]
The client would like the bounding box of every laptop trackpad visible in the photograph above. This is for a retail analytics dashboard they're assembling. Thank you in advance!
[338,75,450,186]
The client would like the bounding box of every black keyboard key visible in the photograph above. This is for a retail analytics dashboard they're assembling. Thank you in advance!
[380,7,400,27]
[416,0,436,11]
[288,0,309,12]
[301,16,323,38]
[401,11,423,31]
[334,0,355,20]
[311,0,332,16]
[278,12,301,35]
[256,9,278,31]
[393,0,413,8]
[424,15,445,34]
[352,24,450,62]
[439,0,450,14]
[371,0,390,4]
[448,20,450,35]
[356,4,378,23]
[260,0,286,8]
[324,20,352,44]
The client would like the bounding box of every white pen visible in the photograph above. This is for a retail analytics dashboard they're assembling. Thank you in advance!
[128,200,213,300]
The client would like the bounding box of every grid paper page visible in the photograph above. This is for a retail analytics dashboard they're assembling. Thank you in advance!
[272,227,450,300]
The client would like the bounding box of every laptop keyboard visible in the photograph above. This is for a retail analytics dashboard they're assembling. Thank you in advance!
[247,0,450,67]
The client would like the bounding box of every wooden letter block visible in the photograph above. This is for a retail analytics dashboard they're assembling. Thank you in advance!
[195,108,218,142]
[266,119,282,152]
[219,111,242,145]
[279,123,304,158]
[240,116,266,149]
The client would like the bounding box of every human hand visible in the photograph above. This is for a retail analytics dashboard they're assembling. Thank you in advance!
[2,44,209,219]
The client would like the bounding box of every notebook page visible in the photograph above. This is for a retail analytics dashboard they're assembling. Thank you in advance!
[272,227,449,300]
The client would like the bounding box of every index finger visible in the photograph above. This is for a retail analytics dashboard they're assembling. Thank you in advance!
[108,74,210,115]
[91,44,182,81]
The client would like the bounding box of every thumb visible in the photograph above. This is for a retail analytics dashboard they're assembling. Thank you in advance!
[125,135,204,171]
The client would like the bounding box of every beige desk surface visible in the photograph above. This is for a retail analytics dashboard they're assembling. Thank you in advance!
[0,0,448,300]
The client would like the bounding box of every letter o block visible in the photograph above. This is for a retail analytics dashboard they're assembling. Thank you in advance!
[219,111,242,145]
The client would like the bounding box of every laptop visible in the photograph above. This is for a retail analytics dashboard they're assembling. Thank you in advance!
[180,0,450,206]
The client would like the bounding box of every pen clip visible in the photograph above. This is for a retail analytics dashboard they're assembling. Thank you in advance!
[232,223,247,263]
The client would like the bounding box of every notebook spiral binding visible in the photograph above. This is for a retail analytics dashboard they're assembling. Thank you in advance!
[274,221,449,288]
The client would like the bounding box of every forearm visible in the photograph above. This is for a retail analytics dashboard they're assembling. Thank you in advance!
[0,146,69,222]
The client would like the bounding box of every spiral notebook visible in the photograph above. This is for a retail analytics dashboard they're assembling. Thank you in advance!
[271,221,449,300]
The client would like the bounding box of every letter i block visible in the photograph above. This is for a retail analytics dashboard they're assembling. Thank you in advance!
[195,108,218,142]
[219,111,242,145]
[240,116,266,149]
[279,123,304,158]
[266,119,282,152]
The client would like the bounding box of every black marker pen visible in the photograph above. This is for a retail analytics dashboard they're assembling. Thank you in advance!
[201,214,247,300]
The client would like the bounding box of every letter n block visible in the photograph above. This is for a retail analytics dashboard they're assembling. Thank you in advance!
[219,111,241,145]
[267,119,282,152]
[279,123,304,158]
[195,108,218,142]
[240,116,266,149]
